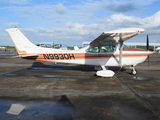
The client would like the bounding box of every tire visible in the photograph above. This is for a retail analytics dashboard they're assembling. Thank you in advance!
[131,69,137,75]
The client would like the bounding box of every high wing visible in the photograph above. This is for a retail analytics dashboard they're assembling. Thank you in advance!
[90,28,145,47]
[90,28,145,67]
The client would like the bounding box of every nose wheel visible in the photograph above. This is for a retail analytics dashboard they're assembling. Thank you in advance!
[130,65,137,75]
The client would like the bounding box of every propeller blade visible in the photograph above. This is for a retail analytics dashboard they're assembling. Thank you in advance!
[146,35,149,50]
[146,35,150,69]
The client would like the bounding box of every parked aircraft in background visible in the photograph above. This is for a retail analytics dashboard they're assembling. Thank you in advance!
[0,46,6,49]
[156,47,160,51]
[73,45,79,50]
[6,28,152,77]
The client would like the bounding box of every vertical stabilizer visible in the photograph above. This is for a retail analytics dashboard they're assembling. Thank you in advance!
[6,28,38,54]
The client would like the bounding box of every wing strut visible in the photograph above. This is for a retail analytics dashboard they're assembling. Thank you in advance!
[119,33,123,67]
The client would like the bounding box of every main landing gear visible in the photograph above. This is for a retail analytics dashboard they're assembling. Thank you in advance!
[96,65,115,77]
[130,65,137,75]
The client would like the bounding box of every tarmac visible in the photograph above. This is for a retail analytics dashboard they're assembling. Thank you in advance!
[0,49,159,120]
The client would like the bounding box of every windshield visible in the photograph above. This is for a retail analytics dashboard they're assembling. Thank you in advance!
[117,44,129,50]
[123,44,128,50]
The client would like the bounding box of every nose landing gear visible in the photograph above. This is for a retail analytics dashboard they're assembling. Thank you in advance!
[130,65,137,75]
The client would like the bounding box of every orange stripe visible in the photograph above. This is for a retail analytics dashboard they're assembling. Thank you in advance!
[20,52,148,61]
[123,48,146,51]
[35,54,147,61]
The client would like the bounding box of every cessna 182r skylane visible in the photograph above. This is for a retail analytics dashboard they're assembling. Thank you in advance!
[6,28,152,77]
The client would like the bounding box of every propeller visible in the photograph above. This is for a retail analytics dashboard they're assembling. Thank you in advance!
[146,35,149,50]
[146,35,150,69]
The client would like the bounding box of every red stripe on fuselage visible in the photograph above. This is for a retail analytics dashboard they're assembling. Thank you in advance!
[19,48,148,61]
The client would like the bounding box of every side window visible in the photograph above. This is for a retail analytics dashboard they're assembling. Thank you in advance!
[100,45,115,52]
[86,46,99,53]
[86,45,116,53]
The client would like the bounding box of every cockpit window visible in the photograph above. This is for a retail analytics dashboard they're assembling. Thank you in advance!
[100,46,115,52]
[86,45,116,53]
[123,44,128,50]
[117,44,129,50]
[86,44,128,53]
[86,46,99,53]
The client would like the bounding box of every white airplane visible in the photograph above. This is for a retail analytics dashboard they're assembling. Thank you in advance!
[0,46,6,49]
[6,28,152,77]
[156,47,160,51]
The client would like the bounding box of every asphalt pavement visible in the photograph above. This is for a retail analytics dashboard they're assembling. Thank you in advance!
[0,49,159,120]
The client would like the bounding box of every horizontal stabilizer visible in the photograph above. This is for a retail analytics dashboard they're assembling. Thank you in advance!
[21,55,38,59]
[11,56,21,58]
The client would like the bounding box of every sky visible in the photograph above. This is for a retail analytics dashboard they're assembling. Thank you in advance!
[0,0,160,47]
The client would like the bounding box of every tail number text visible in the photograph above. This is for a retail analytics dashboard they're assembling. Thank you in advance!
[43,54,75,60]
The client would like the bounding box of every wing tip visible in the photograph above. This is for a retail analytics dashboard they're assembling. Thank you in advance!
[105,28,145,33]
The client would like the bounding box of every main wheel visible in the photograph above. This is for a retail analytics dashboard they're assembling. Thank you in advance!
[131,69,137,75]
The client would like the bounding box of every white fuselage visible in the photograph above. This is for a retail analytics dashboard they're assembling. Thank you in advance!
[21,47,150,67]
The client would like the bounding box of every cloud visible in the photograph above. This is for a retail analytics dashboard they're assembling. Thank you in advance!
[5,22,21,28]
[4,3,68,22]
[15,10,160,45]
[106,11,160,30]
[2,0,160,45]
[103,3,141,13]
[7,6,34,18]
[15,23,102,46]
[0,0,31,4]
[66,22,95,36]
[73,0,142,14]
[141,11,160,28]
[55,4,68,15]
[132,0,158,5]
[110,14,142,28]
